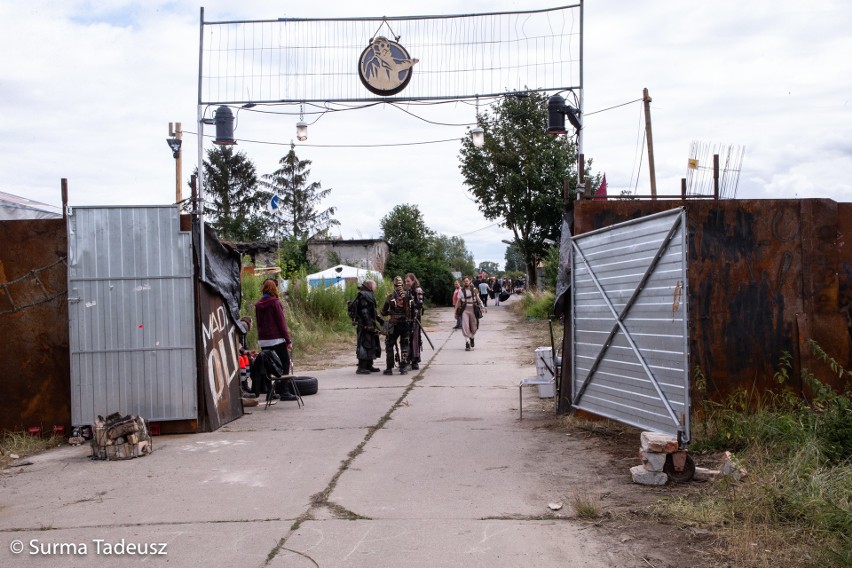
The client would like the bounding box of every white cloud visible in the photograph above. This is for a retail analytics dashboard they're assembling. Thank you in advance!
[2,0,850,271]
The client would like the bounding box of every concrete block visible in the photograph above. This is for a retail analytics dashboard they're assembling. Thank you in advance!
[630,465,668,486]
[719,451,748,481]
[639,448,667,472]
[640,431,678,454]
[693,467,721,482]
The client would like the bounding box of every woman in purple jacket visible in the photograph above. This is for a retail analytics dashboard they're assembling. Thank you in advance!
[255,278,296,401]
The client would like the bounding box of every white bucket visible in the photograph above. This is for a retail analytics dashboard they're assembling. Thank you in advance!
[534,347,555,398]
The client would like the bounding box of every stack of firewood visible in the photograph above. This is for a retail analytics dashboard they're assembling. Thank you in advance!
[91,413,153,461]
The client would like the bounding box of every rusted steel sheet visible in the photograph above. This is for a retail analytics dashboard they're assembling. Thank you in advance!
[0,219,70,433]
[574,199,850,405]
[839,203,852,343]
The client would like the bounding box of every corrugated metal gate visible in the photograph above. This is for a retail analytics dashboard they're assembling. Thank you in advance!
[571,208,690,442]
[68,206,197,426]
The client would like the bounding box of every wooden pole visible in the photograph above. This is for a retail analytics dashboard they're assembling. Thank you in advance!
[190,174,197,214]
[61,178,68,221]
[681,178,687,200]
[713,154,720,200]
[643,88,657,199]
[169,122,183,204]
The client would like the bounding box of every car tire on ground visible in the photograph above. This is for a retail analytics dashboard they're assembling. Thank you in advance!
[292,376,319,396]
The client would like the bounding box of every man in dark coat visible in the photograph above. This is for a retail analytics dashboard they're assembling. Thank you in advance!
[381,276,412,375]
[354,279,382,374]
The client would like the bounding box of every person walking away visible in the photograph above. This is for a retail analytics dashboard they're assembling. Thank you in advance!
[492,278,503,306]
[381,276,411,375]
[451,279,462,329]
[457,276,486,351]
[477,278,491,307]
[254,278,297,401]
[405,273,425,370]
[354,279,382,374]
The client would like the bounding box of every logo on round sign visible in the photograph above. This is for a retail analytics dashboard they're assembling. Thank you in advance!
[358,37,419,96]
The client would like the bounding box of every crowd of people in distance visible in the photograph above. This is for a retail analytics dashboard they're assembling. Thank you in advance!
[355,271,527,372]
[238,271,524,395]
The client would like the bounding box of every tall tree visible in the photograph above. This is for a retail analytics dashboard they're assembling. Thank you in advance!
[200,146,271,241]
[262,143,339,240]
[478,261,499,275]
[430,235,475,277]
[380,204,468,305]
[380,204,434,254]
[504,241,525,273]
[459,91,586,289]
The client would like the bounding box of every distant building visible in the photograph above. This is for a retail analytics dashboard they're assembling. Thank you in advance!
[230,241,279,267]
[306,238,389,272]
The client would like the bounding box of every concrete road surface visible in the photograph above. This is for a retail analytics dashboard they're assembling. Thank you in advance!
[0,300,661,567]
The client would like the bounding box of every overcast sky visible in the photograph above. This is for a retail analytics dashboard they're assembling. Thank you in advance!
[2,1,851,269]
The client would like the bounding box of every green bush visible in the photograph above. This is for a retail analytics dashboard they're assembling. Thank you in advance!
[542,245,560,292]
[383,251,455,305]
[240,271,356,359]
[683,348,852,567]
[518,290,556,320]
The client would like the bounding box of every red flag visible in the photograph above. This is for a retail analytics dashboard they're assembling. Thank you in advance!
[594,174,608,200]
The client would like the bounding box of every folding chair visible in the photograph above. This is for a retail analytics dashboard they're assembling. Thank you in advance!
[264,362,304,410]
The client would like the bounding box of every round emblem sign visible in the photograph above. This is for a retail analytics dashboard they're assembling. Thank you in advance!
[358,36,419,96]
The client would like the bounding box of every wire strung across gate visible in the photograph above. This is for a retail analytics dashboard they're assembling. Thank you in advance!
[0,256,68,316]
[199,4,582,105]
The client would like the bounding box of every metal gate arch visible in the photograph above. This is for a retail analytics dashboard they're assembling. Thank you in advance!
[571,208,690,442]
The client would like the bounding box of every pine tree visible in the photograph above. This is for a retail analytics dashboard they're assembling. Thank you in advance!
[261,144,339,240]
[200,146,271,241]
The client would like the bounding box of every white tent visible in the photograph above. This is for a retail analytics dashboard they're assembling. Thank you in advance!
[0,191,62,220]
[306,265,383,290]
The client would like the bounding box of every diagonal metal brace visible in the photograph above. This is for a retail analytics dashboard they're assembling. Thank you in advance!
[572,213,684,428]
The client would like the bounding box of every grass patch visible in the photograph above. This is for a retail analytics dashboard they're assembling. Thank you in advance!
[325,501,372,521]
[661,347,852,568]
[240,272,414,369]
[570,489,602,519]
[0,432,64,469]
[241,271,367,365]
[516,289,556,320]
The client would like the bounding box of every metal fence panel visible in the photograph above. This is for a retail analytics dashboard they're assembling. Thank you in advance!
[571,208,690,441]
[68,206,196,425]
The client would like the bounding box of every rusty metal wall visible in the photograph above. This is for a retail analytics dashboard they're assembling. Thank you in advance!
[839,204,852,344]
[0,219,70,433]
[573,198,851,405]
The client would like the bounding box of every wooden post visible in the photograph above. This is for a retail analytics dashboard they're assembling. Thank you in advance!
[578,152,589,198]
[713,154,720,200]
[61,178,68,220]
[169,122,183,204]
[643,88,657,199]
[681,178,687,200]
